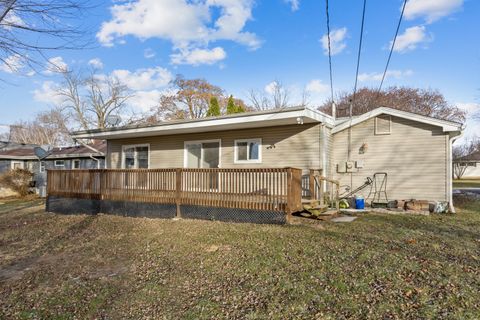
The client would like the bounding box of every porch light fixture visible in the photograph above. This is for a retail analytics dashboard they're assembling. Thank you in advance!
[296,116,304,125]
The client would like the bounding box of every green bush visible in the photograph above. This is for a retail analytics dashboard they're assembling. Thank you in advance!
[0,168,34,197]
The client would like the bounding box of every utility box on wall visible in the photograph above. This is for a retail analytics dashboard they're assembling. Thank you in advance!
[337,161,356,173]
[346,161,355,173]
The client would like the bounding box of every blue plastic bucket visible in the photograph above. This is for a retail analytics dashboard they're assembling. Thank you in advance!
[355,196,365,209]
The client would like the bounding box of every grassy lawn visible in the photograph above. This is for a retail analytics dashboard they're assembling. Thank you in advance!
[453,179,480,188]
[1,197,479,319]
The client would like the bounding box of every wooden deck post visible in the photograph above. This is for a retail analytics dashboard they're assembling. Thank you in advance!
[286,168,293,224]
[309,169,315,200]
[175,168,182,218]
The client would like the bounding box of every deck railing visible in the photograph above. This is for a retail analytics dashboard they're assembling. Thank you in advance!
[47,168,303,217]
[308,169,340,212]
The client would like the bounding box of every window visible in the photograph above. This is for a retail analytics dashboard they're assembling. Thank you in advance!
[40,161,46,173]
[27,162,34,171]
[375,115,391,135]
[234,138,262,163]
[11,161,24,170]
[184,140,221,168]
[54,160,65,167]
[122,144,149,169]
[73,159,80,169]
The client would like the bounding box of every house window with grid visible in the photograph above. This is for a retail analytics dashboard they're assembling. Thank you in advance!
[122,144,149,169]
[234,138,262,164]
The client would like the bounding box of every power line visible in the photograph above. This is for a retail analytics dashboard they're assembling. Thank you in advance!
[377,0,408,94]
[348,0,367,164]
[325,0,334,105]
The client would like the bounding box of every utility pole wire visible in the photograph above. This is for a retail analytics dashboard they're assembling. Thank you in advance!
[325,0,335,116]
[377,0,408,95]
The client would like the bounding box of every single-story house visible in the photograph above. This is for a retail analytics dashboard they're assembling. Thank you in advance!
[454,150,480,179]
[70,106,463,210]
[0,141,106,193]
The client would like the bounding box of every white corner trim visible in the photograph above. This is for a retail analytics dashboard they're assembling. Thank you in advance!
[234,138,262,164]
[332,107,462,134]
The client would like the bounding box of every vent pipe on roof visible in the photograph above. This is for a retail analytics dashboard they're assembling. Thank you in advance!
[332,102,336,120]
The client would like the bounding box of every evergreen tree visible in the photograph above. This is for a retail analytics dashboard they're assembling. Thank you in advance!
[226,95,245,114]
[206,96,221,117]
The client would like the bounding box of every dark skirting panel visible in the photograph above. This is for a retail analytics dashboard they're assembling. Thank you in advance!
[46,196,100,215]
[100,200,176,219]
[180,205,286,224]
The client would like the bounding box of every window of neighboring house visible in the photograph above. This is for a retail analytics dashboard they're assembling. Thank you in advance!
[11,161,24,170]
[73,159,80,169]
[54,160,65,167]
[375,115,391,135]
[27,162,34,172]
[234,138,262,164]
[40,161,46,173]
[122,144,149,169]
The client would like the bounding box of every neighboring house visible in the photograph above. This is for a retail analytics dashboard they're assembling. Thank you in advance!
[454,150,480,179]
[0,141,106,192]
[71,107,463,208]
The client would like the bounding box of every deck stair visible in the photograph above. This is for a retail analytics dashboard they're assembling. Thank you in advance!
[301,199,336,218]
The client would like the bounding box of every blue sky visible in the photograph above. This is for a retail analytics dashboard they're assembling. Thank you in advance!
[1,0,479,143]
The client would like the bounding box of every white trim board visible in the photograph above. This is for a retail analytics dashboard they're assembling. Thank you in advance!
[332,107,463,134]
[71,107,335,140]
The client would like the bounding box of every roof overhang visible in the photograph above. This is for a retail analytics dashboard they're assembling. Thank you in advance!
[332,107,463,134]
[71,107,334,140]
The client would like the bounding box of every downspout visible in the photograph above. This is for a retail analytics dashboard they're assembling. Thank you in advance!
[447,131,463,213]
[74,139,105,170]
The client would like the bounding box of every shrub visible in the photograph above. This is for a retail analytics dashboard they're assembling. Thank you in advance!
[0,168,34,197]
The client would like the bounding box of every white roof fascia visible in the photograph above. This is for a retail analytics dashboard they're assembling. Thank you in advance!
[72,108,335,140]
[332,107,462,134]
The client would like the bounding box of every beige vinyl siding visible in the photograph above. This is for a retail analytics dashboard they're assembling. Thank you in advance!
[107,124,322,170]
[332,116,448,201]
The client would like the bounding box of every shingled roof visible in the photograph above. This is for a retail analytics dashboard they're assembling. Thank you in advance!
[458,150,480,162]
[0,141,106,160]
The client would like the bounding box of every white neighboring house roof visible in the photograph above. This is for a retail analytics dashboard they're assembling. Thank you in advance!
[332,107,463,134]
[71,107,335,140]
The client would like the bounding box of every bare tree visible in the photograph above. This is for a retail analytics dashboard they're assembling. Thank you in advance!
[148,75,224,121]
[249,81,291,111]
[4,107,71,146]
[56,69,132,130]
[0,0,91,75]
[319,87,466,123]
[453,136,480,179]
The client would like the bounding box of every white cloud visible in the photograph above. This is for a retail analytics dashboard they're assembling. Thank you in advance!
[171,47,226,65]
[404,0,463,23]
[306,79,329,94]
[88,58,104,69]
[358,69,414,82]
[1,11,25,29]
[392,26,430,53]
[33,81,64,105]
[97,0,260,65]
[0,54,23,74]
[45,56,68,74]
[264,81,278,95]
[144,48,156,59]
[111,67,173,91]
[128,90,164,112]
[285,0,300,11]
[321,27,348,56]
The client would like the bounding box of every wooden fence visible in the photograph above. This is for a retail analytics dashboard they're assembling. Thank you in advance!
[47,168,303,216]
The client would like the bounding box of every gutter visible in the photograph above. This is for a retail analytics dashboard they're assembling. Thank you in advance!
[90,155,101,169]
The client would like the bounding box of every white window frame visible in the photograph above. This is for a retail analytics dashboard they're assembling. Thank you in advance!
[11,161,24,170]
[72,159,81,169]
[54,160,65,167]
[234,138,262,164]
[375,115,392,135]
[40,161,46,173]
[121,144,150,169]
[183,139,222,168]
